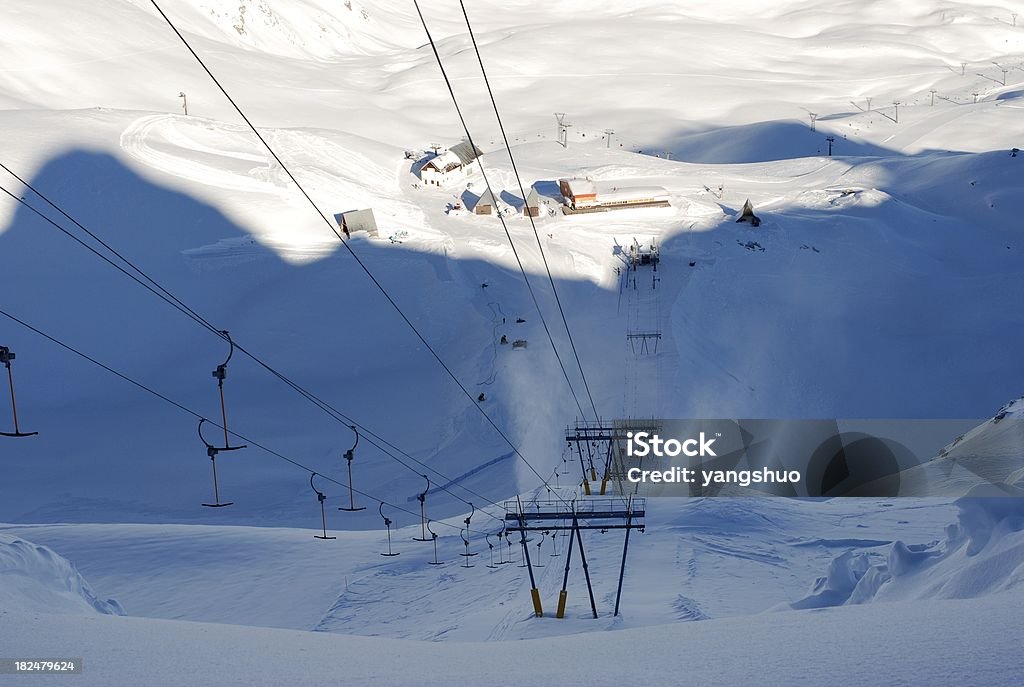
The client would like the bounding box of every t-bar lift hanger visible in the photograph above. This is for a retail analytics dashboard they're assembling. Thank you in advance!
[310,472,336,540]
[337,425,366,512]
[0,346,37,438]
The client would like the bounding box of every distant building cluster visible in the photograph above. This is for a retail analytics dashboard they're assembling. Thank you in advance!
[411,143,672,219]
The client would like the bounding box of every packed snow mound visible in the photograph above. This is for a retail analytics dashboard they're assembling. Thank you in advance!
[786,485,1024,610]
[0,533,124,616]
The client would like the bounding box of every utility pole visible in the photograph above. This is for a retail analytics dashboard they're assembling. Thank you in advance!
[972,91,980,104]
[865,97,872,111]
[429,143,441,155]
[809,112,818,131]
[960,62,968,76]
[1012,12,1017,26]
[554,113,566,145]
[826,135,835,156]
[663,151,672,160]
[1001,69,1009,86]
[178,92,188,116]
[604,129,614,148]
[929,89,937,106]
[892,100,900,123]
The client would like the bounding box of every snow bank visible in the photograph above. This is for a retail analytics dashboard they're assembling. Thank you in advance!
[953,483,1024,554]
[0,534,124,616]
[786,484,1024,610]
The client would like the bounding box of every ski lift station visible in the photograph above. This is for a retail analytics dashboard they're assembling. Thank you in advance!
[558,178,670,213]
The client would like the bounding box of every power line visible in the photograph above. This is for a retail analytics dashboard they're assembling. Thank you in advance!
[0,305,496,537]
[453,0,601,422]
[0,166,505,521]
[146,0,567,502]
[410,0,593,424]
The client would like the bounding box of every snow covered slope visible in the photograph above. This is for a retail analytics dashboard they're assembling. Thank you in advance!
[3,590,1022,687]
[1,1,1023,681]
[0,497,962,639]
[2,0,1023,525]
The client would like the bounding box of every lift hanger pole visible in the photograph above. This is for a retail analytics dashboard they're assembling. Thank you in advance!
[379,502,400,556]
[338,426,366,511]
[413,475,432,541]
[427,520,443,565]
[1,346,37,438]
[310,473,336,540]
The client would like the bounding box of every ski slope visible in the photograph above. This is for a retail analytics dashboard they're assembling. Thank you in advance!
[1,0,1023,683]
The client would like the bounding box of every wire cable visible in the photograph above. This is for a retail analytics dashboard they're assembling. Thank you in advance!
[455,0,601,421]
[0,170,505,522]
[411,0,591,422]
[147,0,568,503]
[0,305,498,536]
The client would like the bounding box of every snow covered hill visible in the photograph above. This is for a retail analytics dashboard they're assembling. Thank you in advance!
[1,0,1023,682]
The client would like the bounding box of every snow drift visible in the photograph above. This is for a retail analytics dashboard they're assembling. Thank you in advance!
[787,484,1024,610]
[0,533,124,616]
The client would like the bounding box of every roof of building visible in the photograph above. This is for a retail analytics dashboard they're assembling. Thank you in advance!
[461,186,508,211]
[339,208,378,233]
[476,187,501,208]
[424,150,463,173]
[450,140,483,165]
[525,186,541,206]
[560,178,597,196]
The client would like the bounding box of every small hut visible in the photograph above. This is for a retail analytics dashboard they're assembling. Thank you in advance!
[337,209,378,237]
[468,187,503,215]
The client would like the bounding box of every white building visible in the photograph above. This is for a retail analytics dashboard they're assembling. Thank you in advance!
[559,178,670,212]
[419,141,483,187]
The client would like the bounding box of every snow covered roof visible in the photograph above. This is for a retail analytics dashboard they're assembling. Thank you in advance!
[449,140,483,165]
[461,186,504,210]
[423,150,463,173]
[525,186,541,206]
[339,208,378,235]
[561,178,597,196]
[475,187,501,208]
[597,185,669,202]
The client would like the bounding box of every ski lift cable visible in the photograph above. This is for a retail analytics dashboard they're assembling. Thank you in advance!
[410,1,593,425]
[230,340,507,521]
[0,307,493,537]
[0,174,506,522]
[145,3,572,515]
[43,5,573,509]
[449,0,601,422]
